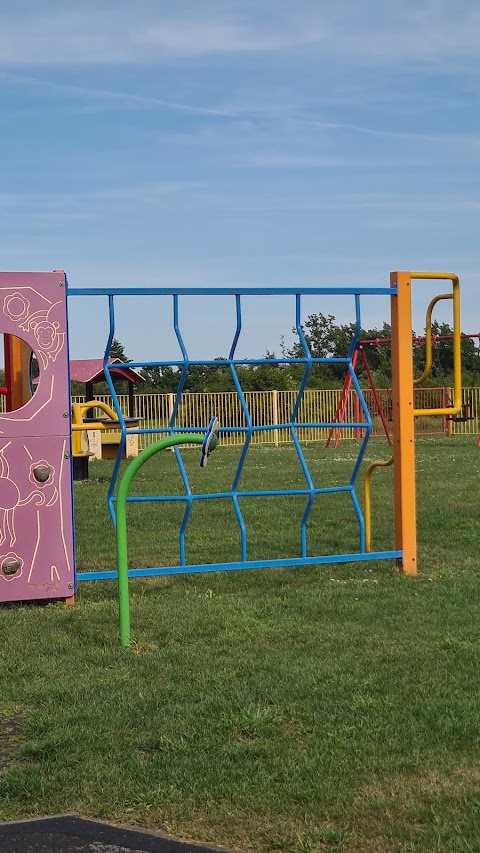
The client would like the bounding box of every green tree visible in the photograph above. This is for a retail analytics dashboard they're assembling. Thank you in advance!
[413,322,480,385]
[357,323,393,387]
[282,313,393,387]
[140,364,179,392]
[109,338,131,363]
[281,313,345,385]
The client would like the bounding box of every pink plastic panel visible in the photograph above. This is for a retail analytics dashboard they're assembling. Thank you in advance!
[0,272,75,602]
[0,435,74,601]
[0,272,71,438]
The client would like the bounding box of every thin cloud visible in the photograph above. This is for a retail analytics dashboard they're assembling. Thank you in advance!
[293,118,480,149]
[244,152,439,169]
[133,20,324,57]
[0,2,478,66]
[247,153,350,168]
[0,181,206,212]
[0,72,232,118]
[0,6,326,65]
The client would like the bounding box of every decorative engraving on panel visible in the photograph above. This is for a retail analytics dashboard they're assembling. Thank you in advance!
[0,283,67,429]
[0,443,46,547]
[0,375,56,428]
[3,292,30,322]
[3,290,65,368]
[3,291,65,368]
[26,440,72,583]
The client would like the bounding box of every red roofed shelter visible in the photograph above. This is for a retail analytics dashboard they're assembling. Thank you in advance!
[69,358,145,417]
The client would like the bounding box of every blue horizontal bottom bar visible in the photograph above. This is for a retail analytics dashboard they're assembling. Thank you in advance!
[125,423,370,435]
[77,550,403,582]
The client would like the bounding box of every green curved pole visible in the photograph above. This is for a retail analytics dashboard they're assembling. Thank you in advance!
[116,434,204,648]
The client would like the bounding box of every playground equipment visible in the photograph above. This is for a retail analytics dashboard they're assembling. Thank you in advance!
[0,272,74,604]
[328,328,478,446]
[71,399,141,480]
[364,272,462,555]
[70,358,144,477]
[325,345,393,448]
[0,270,464,639]
[116,418,219,647]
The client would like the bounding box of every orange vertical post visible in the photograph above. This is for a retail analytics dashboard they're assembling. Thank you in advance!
[9,336,33,410]
[390,271,417,575]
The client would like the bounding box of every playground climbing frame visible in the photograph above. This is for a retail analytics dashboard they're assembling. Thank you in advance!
[69,283,404,585]
[0,271,463,607]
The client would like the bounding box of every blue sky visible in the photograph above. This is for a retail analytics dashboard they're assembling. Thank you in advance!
[1,1,479,361]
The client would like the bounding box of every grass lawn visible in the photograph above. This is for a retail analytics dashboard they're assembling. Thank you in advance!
[0,436,479,852]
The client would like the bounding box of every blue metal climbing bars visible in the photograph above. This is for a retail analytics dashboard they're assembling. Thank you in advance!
[68,285,401,581]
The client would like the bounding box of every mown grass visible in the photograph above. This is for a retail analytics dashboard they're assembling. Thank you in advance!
[0,436,479,852]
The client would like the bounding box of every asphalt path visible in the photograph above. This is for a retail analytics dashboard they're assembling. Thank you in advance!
[0,815,243,853]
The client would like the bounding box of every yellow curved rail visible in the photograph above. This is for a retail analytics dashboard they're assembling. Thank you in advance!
[71,400,126,459]
[71,400,120,430]
[364,455,394,552]
[410,272,461,417]
[413,292,454,386]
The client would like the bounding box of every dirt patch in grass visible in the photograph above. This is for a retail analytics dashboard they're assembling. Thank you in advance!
[142,801,360,853]
[357,760,480,805]
[349,761,480,851]
[0,707,28,773]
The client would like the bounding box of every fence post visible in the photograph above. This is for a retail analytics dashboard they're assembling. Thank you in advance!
[168,392,175,425]
[442,387,452,436]
[390,271,417,575]
[272,389,279,447]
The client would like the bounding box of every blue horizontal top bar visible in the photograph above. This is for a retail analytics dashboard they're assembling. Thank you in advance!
[111,358,351,368]
[68,286,395,297]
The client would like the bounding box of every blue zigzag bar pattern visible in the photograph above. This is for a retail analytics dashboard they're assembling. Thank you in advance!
[68,285,401,579]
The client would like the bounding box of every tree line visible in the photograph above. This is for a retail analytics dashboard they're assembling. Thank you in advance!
[78,316,480,395]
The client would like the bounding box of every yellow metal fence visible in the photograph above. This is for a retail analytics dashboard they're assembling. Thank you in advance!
[0,389,476,447]
[70,387,480,450]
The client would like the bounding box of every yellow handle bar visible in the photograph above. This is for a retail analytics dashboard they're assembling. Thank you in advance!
[364,455,394,552]
[413,293,454,386]
[409,273,461,417]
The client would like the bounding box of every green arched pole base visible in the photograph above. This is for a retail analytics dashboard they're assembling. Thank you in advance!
[116,434,207,648]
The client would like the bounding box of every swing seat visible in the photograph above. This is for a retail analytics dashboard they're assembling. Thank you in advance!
[446,406,475,423]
